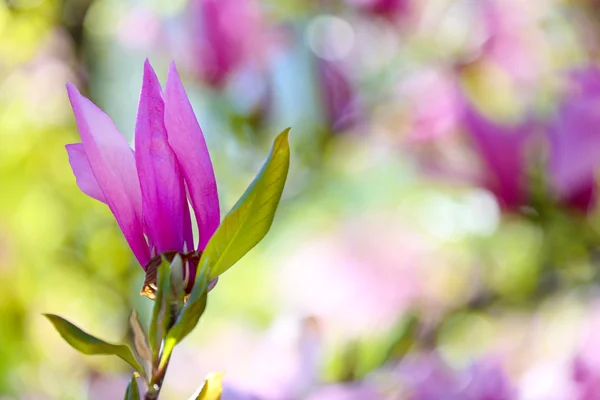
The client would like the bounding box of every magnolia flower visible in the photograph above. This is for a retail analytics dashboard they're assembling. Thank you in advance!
[570,305,600,400]
[549,67,600,211]
[460,359,516,400]
[347,0,411,20]
[463,66,600,213]
[395,353,516,400]
[404,69,465,141]
[318,60,359,133]
[305,383,383,400]
[66,59,220,296]
[462,106,533,211]
[477,0,548,87]
[189,0,263,87]
[573,355,600,400]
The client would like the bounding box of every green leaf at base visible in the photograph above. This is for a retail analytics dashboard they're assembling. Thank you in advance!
[44,314,144,375]
[124,373,141,400]
[204,128,291,281]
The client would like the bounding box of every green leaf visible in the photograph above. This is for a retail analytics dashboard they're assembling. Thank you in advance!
[204,128,291,281]
[149,259,171,361]
[160,268,209,368]
[190,372,225,400]
[44,314,144,374]
[124,373,141,400]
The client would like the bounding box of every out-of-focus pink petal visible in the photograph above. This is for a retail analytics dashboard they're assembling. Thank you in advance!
[395,353,462,400]
[190,0,262,87]
[306,384,383,400]
[461,359,516,400]
[66,83,150,266]
[549,67,600,212]
[348,0,411,19]
[135,60,193,255]
[66,143,106,203]
[564,183,595,213]
[478,0,547,86]
[403,69,464,141]
[463,107,532,210]
[319,60,359,132]
[164,62,220,250]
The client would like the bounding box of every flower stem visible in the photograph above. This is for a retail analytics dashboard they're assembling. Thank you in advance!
[144,303,179,400]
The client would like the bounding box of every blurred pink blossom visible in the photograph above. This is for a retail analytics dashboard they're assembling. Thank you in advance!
[189,0,267,87]
[318,60,360,132]
[549,67,600,211]
[305,383,383,400]
[395,353,461,400]
[571,306,600,399]
[403,69,465,141]
[458,66,600,213]
[460,358,517,400]
[395,353,515,400]
[278,215,423,338]
[461,107,534,211]
[347,0,411,20]
[477,0,549,86]
[116,7,162,49]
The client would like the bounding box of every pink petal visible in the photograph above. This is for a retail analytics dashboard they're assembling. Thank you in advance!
[66,143,107,203]
[135,60,193,255]
[463,107,532,210]
[549,67,600,210]
[164,62,220,250]
[319,60,358,132]
[190,0,261,87]
[66,83,150,266]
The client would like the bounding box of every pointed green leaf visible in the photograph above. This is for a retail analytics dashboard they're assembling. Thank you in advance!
[190,372,225,400]
[149,259,171,360]
[204,128,291,281]
[44,314,144,374]
[124,373,141,400]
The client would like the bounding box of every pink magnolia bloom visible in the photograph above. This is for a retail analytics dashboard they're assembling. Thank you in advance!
[573,355,600,400]
[189,0,263,87]
[66,60,220,294]
[318,60,359,133]
[347,0,411,20]
[462,107,534,211]
[460,359,516,400]
[462,66,600,213]
[477,0,548,86]
[305,383,383,400]
[569,305,600,399]
[549,67,600,211]
[404,69,465,141]
[395,353,462,400]
[395,353,515,400]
